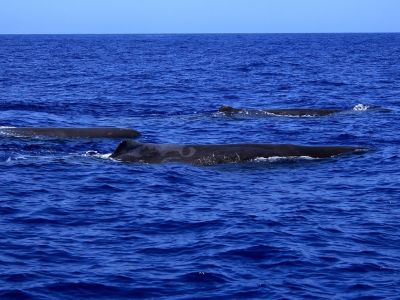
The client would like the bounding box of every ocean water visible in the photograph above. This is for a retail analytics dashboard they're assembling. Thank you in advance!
[0,34,399,299]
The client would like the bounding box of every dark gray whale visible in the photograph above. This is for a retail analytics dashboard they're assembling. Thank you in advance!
[0,127,140,139]
[218,105,342,117]
[111,140,367,165]
[218,105,391,117]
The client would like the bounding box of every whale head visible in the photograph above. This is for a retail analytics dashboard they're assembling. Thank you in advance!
[111,140,163,162]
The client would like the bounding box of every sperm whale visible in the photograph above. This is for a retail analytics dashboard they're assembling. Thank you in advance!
[218,104,391,117]
[0,127,141,139]
[111,140,367,165]
[218,105,342,117]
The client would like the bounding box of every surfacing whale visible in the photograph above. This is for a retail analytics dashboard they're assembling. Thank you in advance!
[218,105,391,117]
[0,127,141,139]
[111,140,367,165]
[218,105,342,117]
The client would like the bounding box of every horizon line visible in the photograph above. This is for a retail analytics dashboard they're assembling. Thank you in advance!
[1,31,399,35]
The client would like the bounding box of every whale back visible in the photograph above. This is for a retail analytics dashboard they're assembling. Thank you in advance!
[218,105,242,113]
[0,127,141,139]
[111,142,368,164]
[218,105,342,117]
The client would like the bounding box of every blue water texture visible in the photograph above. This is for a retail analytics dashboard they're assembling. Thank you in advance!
[0,34,400,299]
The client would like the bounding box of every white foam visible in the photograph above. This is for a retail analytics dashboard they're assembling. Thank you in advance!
[263,112,316,118]
[83,150,112,159]
[253,156,315,162]
[4,154,52,162]
[9,154,28,161]
[353,104,370,111]
[0,126,15,135]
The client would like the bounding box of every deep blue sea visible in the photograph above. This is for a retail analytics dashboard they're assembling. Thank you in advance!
[0,34,400,299]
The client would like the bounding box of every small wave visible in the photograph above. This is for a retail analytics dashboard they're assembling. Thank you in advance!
[309,79,348,86]
[4,154,69,163]
[353,104,370,111]
[13,216,61,225]
[219,245,285,260]
[5,155,29,162]
[0,289,33,300]
[42,282,162,298]
[336,262,394,273]
[4,152,112,165]
[179,271,229,284]
[347,283,374,292]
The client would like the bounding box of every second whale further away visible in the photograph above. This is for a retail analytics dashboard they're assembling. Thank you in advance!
[0,127,141,139]
[218,105,341,117]
[218,104,391,117]
[111,140,367,165]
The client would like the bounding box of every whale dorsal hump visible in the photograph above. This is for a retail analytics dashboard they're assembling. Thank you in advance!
[218,105,241,113]
[111,140,142,158]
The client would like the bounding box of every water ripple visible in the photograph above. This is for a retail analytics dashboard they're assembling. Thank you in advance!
[0,33,399,299]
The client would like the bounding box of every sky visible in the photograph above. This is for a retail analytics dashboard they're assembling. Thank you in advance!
[0,0,399,34]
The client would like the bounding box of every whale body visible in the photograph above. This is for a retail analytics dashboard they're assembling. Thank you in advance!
[111,140,367,165]
[0,127,141,139]
[218,105,342,117]
[218,105,391,117]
